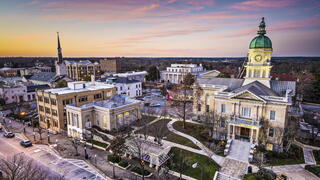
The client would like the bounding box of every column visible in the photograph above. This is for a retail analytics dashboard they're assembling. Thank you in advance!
[227,124,230,139]
[250,128,253,143]
[232,125,235,139]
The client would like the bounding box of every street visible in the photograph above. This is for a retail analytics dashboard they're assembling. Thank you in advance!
[0,130,109,180]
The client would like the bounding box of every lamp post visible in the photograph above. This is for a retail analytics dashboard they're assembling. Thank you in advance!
[192,162,203,180]
[84,145,88,159]
[47,134,50,144]
[141,160,145,180]
[33,132,36,141]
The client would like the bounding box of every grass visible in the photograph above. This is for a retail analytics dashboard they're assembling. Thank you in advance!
[90,140,108,148]
[136,119,200,150]
[118,160,129,168]
[108,155,121,164]
[313,150,320,165]
[172,121,208,145]
[242,173,257,180]
[131,166,151,176]
[260,144,304,166]
[132,115,158,127]
[305,165,320,177]
[168,147,220,180]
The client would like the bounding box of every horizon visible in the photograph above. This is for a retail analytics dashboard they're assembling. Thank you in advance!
[0,0,320,57]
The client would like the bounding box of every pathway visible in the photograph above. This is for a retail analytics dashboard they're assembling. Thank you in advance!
[218,158,247,180]
[167,119,224,165]
[227,139,251,163]
[265,164,320,180]
[303,148,317,165]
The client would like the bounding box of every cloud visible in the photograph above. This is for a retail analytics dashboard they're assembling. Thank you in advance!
[229,0,296,10]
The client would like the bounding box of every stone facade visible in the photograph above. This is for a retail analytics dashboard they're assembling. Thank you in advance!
[36,81,115,133]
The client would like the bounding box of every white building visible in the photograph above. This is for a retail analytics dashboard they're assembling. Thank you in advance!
[97,76,142,98]
[0,84,49,104]
[160,64,207,84]
[66,95,141,139]
[113,71,147,82]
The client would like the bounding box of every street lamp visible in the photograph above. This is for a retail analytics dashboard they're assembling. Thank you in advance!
[84,145,88,159]
[33,132,36,141]
[141,160,145,180]
[47,134,50,144]
[192,162,203,180]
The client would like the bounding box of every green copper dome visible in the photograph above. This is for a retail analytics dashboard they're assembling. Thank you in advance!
[249,35,272,49]
[249,17,272,49]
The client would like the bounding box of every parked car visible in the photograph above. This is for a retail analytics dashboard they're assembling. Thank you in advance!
[149,103,161,107]
[3,131,15,138]
[20,140,32,147]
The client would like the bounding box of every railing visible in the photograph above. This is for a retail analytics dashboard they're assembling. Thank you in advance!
[228,116,261,127]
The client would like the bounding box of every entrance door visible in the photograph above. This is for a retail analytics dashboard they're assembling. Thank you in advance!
[240,127,250,141]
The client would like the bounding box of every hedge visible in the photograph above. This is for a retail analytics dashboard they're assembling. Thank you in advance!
[305,165,320,177]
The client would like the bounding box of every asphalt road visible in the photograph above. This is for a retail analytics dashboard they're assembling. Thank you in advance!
[0,131,109,180]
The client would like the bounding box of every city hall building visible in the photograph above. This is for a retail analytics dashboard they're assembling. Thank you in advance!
[193,18,296,151]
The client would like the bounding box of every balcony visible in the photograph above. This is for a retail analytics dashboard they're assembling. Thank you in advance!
[228,115,261,127]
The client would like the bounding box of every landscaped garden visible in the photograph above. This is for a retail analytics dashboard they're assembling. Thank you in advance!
[172,121,226,155]
[136,119,200,149]
[167,147,220,180]
[305,165,320,178]
[254,144,304,166]
[313,150,320,164]
[243,168,277,180]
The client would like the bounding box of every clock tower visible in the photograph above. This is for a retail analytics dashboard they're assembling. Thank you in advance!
[243,17,273,88]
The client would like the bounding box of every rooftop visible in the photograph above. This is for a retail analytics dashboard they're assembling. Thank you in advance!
[65,60,99,66]
[97,76,140,84]
[43,82,114,95]
[114,71,147,76]
[77,94,140,109]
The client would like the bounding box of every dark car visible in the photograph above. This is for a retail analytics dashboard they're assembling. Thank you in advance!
[3,131,15,138]
[20,140,32,147]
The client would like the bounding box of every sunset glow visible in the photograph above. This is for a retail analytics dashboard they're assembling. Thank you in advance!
[0,0,319,57]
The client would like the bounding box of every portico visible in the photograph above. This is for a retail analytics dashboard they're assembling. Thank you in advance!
[227,123,259,144]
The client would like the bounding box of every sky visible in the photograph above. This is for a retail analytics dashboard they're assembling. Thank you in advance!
[0,0,319,57]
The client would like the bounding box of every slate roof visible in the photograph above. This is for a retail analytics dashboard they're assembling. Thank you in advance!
[197,78,244,91]
[26,84,50,92]
[28,72,56,82]
[98,76,140,84]
[233,81,278,96]
[270,80,296,97]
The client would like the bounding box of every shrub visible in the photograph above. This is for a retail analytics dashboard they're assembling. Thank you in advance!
[305,165,320,177]
[255,168,277,180]
[118,160,129,168]
[131,167,151,176]
[108,155,121,164]
[313,150,320,164]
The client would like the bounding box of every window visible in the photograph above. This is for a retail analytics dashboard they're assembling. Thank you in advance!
[94,93,102,99]
[221,118,225,128]
[51,99,57,105]
[44,97,50,104]
[270,110,276,120]
[221,104,226,113]
[78,96,88,102]
[63,99,73,105]
[206,105,210,113]
[38,96,43,101]
[253,70,261,78]
[39,106,44,112]
[268,127,274,137]
[45,107,50,114]
[198,104,201,112]
[241,107,251,118]
[52,109,58,116]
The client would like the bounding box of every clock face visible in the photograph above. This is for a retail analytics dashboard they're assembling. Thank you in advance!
[255,55,262,62]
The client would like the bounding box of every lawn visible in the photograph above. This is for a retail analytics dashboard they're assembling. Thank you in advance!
[172,121,208,144]
[261,144,305,166]
[168,147,220,180]
[305,165,320,177]
[90,140,108,148]
[132,115,158,127]
[136,119,200,149]
[313,150,320,165]
[242,173,257,180]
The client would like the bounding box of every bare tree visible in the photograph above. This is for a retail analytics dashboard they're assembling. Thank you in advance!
[150,118,167,145]
[34,126,46,141]
[127,136,148,179]
[69,138,81,156]
[258,117,269,145]
[107,135,127,159]
[0,153,65,180]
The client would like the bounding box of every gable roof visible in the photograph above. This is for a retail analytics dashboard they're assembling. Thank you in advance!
[270,80,296,97]
[197,78,244,91]
[26,84,50,92]
[233,80,278,97]
[28,72,56,82]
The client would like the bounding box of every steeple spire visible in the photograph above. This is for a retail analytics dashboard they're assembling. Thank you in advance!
[57,32,63,63]
[257,17,266,35]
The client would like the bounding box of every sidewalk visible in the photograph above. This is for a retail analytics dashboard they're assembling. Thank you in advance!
[303,148,317,165]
